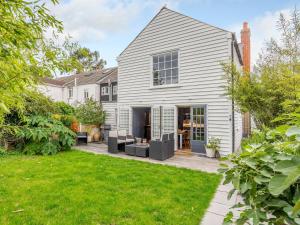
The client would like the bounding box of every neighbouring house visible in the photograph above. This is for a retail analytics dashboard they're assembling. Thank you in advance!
[40,6,251,156]
[39,67,118,130]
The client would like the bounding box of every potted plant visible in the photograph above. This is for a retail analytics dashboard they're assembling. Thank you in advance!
[205,137,221,158]
[75,98,106,143]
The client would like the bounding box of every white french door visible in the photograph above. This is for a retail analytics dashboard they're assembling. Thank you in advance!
[151,105,176,140]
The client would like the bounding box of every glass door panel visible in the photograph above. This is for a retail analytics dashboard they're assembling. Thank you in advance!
[191,106,206,154]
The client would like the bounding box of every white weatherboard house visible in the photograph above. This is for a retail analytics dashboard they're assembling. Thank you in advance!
[40,7,246,156]
[116,7,243,155]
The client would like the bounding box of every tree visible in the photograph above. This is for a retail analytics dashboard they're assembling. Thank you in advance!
[0,0,76,123]
[63,40,107,73]
[75,98,106,127]
[224,8,300,128]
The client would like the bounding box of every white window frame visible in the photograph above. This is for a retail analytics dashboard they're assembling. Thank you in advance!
[68,87,73,98]
[101,86,109,96]
[151,50,179,87]
[84,89,89,99]
[113,85,118,95]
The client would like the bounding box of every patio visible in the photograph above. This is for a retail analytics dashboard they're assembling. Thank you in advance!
[74,143,240,225]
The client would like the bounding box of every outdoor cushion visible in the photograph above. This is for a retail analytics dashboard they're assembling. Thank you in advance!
[126,138,135,142]
[117,140,126,144]
[109,131,118,137]
[118,130,127,136]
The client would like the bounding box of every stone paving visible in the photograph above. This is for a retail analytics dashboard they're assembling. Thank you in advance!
[74,143,239,225]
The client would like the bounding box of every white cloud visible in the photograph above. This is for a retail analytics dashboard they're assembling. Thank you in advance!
[48,0,142,42]
[228,8,291,68]
[48,0,183,43]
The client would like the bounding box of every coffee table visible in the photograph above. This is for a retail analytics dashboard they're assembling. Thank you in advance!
[125,144,149,157]
[135,144,149,157]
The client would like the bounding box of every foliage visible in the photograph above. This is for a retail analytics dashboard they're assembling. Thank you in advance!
[52,114,79,133]
[0,0,58,122]
[63,40,107,73]
[206,137,221,152]
[17,116,76,155]
[23,90,59,117]
[223,8,300,128]
[220,125,300,225]
[75,98,105,127]
[0,151,221,224]
[54,101,75,115]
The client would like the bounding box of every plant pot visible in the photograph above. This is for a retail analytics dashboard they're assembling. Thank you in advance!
[206,147,216,158]
[93,132,100,142]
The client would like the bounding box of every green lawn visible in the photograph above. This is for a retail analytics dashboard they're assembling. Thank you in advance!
[0,150,221,225]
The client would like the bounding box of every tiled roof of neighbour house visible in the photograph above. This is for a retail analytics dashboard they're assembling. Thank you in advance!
[41,77,66,86]
[41,67,118,87]
[98,67,118,84]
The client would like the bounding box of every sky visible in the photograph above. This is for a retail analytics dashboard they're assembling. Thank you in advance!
[48,0,300,68]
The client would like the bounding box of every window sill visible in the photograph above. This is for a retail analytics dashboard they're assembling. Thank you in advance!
[149,84,182,90]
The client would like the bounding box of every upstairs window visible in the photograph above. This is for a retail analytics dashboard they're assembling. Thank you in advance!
[68,87,73,98]
[113,85,118,95]
[84,89,89,99]
[153,51,178,86]
[101,86,109,96]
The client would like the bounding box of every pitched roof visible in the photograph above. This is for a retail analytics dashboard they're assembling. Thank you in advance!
[41,77,65,86]
[99,67,118,84]
[118,6,233,58]
[42,67,118,87]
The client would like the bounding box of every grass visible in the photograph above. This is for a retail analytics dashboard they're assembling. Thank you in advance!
[0,150,221,225]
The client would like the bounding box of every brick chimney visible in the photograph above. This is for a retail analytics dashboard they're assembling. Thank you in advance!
[241,22,251,72]
[241,22,251,137]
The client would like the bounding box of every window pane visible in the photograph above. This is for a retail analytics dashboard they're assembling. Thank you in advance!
[153,71,159,79]
[172,52,178,60]
[153,78,159,86]
[159,62,164,70]
[153,63,158,71]
[166,69,171,77]
[159,70,165,78]
[166,70,171,84]
[165,53,171,61]
[153,56,158,63]
[172,76,178,84]
[165,61,171,69]
[172,59,178,68]
[159,55,164,62]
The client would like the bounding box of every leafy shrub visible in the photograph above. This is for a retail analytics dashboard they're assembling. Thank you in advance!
[220,125,300,224]
[54,101,75,115]
[23,90,59,117]
[17,116,76,155]
[75,98,105,127]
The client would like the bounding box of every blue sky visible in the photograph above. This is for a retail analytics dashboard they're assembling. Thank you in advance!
[50,0,300,68]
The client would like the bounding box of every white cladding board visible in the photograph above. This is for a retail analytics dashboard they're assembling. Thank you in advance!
[102,102,117,130]
[117,8,242,155]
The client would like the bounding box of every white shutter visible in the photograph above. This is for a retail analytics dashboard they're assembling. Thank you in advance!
[162,106,175,134]
[151,106,161,140]
[119,108,129,134]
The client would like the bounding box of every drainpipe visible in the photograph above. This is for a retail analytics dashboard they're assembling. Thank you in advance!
[231,34,235,153]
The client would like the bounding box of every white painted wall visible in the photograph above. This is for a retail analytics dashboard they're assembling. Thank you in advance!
[117,8,243,155]
[38,84,63,102]
[63,84,99,106]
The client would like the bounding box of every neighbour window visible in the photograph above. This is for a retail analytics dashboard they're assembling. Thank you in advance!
[84,89,89,99]
[153,51,178,86]
[113,85,117,95]
[68,87,73,98]
[101,86,109,95]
